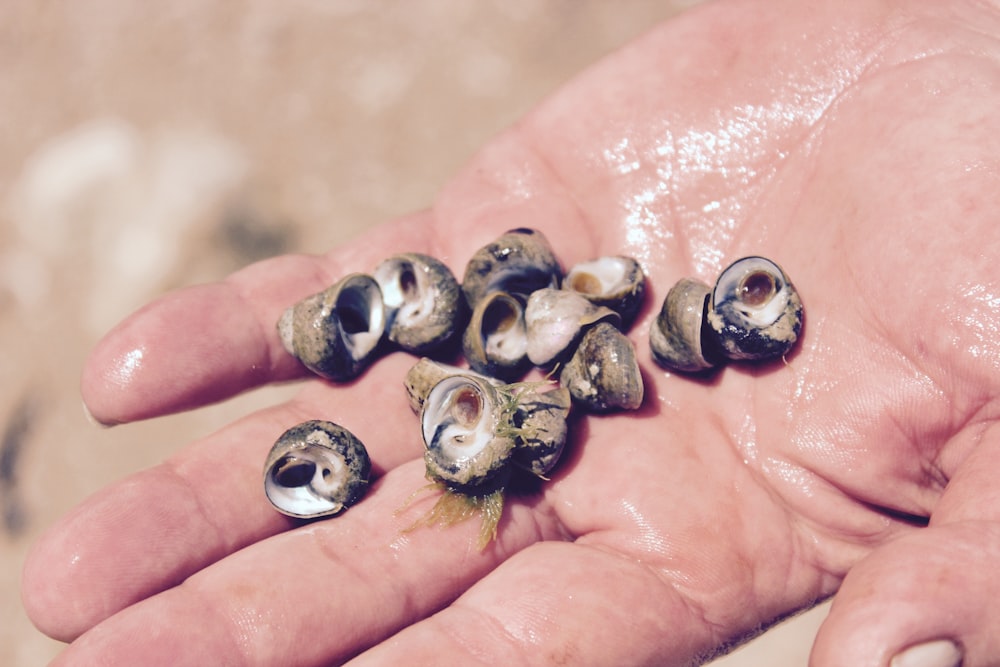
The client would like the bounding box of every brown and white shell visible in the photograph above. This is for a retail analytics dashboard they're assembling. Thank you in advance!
[277,273,386,381]
[560,321,644,412]
[562,255,646,327]
[373,252,466,354]
[461,228,562,308]
[263,420,371,518]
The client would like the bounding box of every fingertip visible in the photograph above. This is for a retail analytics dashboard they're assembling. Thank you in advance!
[21,501,117,642]
[80,282,293,424]
[811,523,998,667]
[21,469,232,642]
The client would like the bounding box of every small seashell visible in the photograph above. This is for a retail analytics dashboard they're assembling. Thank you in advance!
[461,228,562,308]
[421,374,516,489]
[524,287,619,367]
[510,385,572,478]
[563,255,646,327]
[461,290,530,380]
[560,321,644,412]
[278,273,386,382]
[648,277,719,373]
[706,256,803,361]
[373,252,466,354]
[263,420,371,518]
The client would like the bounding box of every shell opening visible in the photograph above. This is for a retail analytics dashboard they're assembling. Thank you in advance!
[422,377,496,463]
[263,420,371,519]
[334,278,384,356]
[481,296,527,361]
[567,272,603,295]
[565,257,630,296]
[739,271,777,307]
[272,456,315,488]
[450,386,483,429]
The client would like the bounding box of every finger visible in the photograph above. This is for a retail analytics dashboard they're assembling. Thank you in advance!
[81,212,437,425]
[23,353,423,642]
[810,521,1000,667]
[46,460,561,667]
[812,429,1000,667]
[348,541,713,667]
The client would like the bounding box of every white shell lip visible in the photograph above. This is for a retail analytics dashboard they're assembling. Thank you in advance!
[712,256,788,327]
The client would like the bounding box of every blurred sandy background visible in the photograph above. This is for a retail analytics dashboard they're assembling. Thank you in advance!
[0,1,829,664]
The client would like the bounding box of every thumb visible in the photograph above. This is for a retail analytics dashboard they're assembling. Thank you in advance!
[811,434,1000,667]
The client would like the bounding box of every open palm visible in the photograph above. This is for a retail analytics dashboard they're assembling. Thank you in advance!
[23,0,1000,664]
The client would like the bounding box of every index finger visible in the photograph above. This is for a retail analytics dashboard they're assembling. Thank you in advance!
[82,212,439,425]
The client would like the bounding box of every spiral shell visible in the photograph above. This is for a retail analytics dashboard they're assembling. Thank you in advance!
[648,277,717,373]
[461,290,530,380]
[278,273,386,381]
[373,252,465,354]
[560,321,643,412]
[263,420,371,518]
[461,228,562,308]
[707,256,803,361]
[563,255,646,327]
[509,385,572,478]
[421,374,516,489]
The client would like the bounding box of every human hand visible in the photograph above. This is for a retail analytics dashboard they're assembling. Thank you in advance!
[22,0,1000,664]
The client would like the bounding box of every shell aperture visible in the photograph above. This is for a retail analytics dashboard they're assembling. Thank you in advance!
[264,420,371,518]
[373,252,465,353]
[277,273,386,381]
[421,374,515,489]
[707,256,803,361]
[461,291,530,380]
[562,255,646,327]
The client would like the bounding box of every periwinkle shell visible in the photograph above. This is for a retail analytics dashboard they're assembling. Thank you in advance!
[510,385,572,478]
[563,255,646,327]
[707,256,803,361]
[373,252,465,354]
[264,420,371,518]
[560,321,644,412]
[648,277,717,373]
[421,374,515,489]
[461,228,562,308]
[278,273,386,381]
[462,290,530,381]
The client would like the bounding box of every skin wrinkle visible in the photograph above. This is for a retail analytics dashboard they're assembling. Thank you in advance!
[158,458,237,561]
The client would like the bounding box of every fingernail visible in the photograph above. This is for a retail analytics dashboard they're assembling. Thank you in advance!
[890,640,962,667]
[82,400,114,428]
